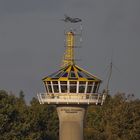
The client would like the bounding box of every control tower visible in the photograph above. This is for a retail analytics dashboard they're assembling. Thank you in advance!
[38,19,106,140]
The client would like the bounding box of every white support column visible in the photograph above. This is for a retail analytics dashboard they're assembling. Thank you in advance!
[67,81,70,93]
[101,94,106,105]
[37,94,41,104]
[76,81,79,93]
[51,81,54,93]
[39,93,44,104]
[96,94,100,105]
[46,84,52,97]
[84,82,88,93]
[45,83,49,93]
[58,81,61,93]
[77,81,80,104]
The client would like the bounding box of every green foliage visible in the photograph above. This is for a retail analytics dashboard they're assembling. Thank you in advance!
[0,90,58,140]
[0,90,140,140]
[85,93,140,140]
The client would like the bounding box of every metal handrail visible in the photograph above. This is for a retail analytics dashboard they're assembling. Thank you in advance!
[37,92,106,105]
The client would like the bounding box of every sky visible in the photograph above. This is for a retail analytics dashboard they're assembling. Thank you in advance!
[0,0,140,102]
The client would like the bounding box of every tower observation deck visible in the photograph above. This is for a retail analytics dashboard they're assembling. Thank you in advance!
[37,17,107,140]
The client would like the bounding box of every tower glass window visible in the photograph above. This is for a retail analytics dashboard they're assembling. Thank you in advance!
[46,81,52,93]
[70,81,77,93]
[87,81,94,93]
[52,81,59,93]
[60,81,67,93]
[48,84,52,93]
[79,81,86,93]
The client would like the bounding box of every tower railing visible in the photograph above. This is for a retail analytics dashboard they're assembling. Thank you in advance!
[37,92,106,105]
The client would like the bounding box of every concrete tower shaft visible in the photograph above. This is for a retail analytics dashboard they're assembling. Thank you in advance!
[57,105,87,140]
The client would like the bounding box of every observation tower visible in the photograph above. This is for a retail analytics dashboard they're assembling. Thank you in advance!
[37,17,107,140]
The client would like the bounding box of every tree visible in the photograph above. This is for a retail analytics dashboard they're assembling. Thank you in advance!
[0,90,140,140]
[85,93,140,140]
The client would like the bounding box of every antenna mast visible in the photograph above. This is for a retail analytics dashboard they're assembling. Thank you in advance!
[61,16,83,67]
[106,62,112,93]
[62,31,75,67]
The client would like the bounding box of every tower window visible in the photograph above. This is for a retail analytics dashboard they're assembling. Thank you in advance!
[79,81,86,93]
[46,81,52,93]
[53,85,59,93]
[87,86,92,93]
[60,81,67,93]
[48,85,52,93]
[79,85,85,93]
[87,81,94,93]
[52,81,59,93]
[44,83,49,93]
[70,81,77,93]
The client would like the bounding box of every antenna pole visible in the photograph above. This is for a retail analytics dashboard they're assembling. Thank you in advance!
[80,23,83,42]
[106,62,112,92]
[61,16,83,67]
[62,31,75,67]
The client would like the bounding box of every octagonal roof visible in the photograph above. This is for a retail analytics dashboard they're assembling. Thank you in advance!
[43,64,101,82]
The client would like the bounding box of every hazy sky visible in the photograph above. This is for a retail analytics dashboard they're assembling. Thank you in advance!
[0,0,140,102]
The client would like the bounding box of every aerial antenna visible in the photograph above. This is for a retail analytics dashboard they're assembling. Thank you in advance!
[106,61,113,92]
[79,23,83,46]
[101,61,113,105]
[61,15,83,67]
[103,47,114,94]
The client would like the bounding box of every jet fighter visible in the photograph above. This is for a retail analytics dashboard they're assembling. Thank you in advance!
[62,15,82,23]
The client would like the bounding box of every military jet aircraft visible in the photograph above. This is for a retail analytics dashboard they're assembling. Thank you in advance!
[62,15,82,23]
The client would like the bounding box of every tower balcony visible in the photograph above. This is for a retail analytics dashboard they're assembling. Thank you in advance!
[37,92,106,105]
